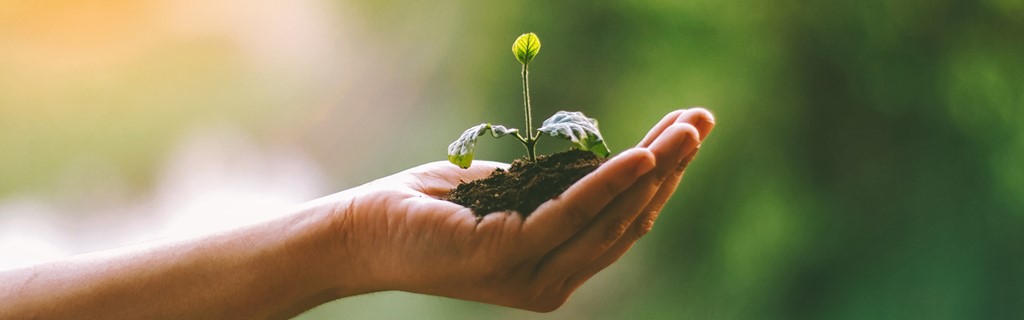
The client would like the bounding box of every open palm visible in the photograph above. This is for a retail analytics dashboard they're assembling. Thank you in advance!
[322,108,714,312]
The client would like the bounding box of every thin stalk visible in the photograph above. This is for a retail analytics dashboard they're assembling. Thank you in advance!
[526,134,540,162]
[521,63,537,162]
[524,138,537,163]
[513,132,537,162]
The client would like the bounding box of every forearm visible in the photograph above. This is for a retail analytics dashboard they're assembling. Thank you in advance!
[0,206,359,319]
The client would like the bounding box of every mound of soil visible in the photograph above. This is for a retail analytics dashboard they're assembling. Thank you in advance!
[444,149,604,217]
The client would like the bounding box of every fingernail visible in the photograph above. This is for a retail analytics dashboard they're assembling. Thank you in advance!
[695,118,715,141]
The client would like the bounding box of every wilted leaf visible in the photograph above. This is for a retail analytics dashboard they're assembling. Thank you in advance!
[537,111,611,158]
[447,124,519,169]
[512,33,541,65]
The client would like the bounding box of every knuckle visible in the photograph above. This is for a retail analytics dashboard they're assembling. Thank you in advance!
[655,169,672,184]
[633,213,658,239]
[604,218,632,243]
[675,161,689,173]
[652,168,675,186]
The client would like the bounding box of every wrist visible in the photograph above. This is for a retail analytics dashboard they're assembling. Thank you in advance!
[291,191,384,300]
[241,197,376,319]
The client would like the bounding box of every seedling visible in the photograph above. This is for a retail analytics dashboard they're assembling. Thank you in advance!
[447,33,611,169]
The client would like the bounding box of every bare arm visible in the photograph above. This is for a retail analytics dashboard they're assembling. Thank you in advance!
[0,207,362,319]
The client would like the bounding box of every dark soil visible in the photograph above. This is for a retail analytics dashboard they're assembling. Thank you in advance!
[443,149,604,217]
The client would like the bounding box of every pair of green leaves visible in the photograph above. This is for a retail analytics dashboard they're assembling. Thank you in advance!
[447,111,610,169]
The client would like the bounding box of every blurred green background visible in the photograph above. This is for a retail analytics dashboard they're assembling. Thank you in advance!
[2,0,1022,319]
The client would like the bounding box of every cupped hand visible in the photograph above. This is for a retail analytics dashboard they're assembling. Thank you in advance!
[323,108,714,312]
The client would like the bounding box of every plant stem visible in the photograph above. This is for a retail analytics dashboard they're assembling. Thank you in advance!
[521,63,537,162]
[514,132,538,162]
[526,134,539,162]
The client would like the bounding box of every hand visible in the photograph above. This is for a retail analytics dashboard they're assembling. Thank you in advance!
[320,108,715,312]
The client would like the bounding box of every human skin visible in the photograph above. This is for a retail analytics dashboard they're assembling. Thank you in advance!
[0,108,714,319]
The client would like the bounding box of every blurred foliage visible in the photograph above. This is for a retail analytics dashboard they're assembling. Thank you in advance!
[2,0,1022,319]
[327,1,1022,319]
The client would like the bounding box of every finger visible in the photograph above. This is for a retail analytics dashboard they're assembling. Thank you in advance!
[645,123,702,186]
[520,148,656,254]
[637,148,699,225]
[626,108,715,214]
[622,108,715,232]
[681,107,715,140]
[565,113,714,288]
[561,148,700,290]
[636,107,715,148]
[637,109,686,148]
[536,124,700,280]
[411,160,510,196]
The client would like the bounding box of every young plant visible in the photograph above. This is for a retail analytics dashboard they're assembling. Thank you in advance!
[447,33,611,169]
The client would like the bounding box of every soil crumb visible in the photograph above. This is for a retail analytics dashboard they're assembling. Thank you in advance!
[443,149,604,217]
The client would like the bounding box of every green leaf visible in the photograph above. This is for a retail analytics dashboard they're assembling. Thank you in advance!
[447,124,520,169]
[537,111,611,158]
[512,33,541,65]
